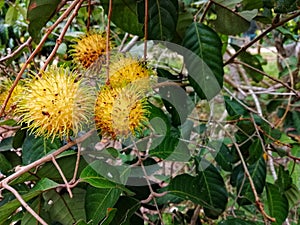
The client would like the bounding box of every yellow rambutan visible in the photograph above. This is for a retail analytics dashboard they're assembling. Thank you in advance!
[71,32,107,69]
[108,54,154,91]
[0,78,23,115]
[94,85,149,139]
[16,66,95,141]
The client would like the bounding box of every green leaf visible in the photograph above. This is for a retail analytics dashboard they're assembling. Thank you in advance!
[241,0,264,10]
[110,196,140,225]
[27,0,60,41]
[183,22,224,100]
[209,141,233,172]
[214,0,243,8]
[218,218,256,225]
[195,159,228,218]
[275,165,292,192]
[284,184,300,209]
[224,95,247,117]
[0,137,13,152]
[0,119,17,126]
[239,52,264,82]
[274,0,300,13]
[213,4,250,35]
[102,0,143,36]
[5,6,18,26]
[0,178,59,222]
[292,111,300,134]
[12,128,26,149]
[149,136,190,161]
[43,188,86,224]
[169,161,228,218]
[80,160,132,194]
[138,0,179,41]
[0,153,12,173]
[100,208,117,225]
[266,183,289,225]
[247,138,263,164]
[85,186,121,224]
[22,134,61,165]
[236,157,266,205]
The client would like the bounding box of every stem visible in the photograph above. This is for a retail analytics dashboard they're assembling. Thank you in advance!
[144,0,149,60]
[105,0,113,84]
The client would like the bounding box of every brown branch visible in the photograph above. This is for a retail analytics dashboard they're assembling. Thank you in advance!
[105,0,113,84]
[0,129,95,188]
[144,0,149,60]
[199,1,213,23]
[225,11,300,66]
[2,183,48,225]
[41,0,84,71]
[87,0,91,32]
[0,0,83,117]
[0,37,33,63]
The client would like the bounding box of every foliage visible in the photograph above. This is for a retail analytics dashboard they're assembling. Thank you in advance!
[0,0,299,224]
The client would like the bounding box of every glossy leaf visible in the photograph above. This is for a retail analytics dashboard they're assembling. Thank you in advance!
[169,161,228,218]
[85,186,121,224]
[209,141,233,172]
[266,183,289,225]
[22,134,61,165]
[236,157,266,205]
[110,196,140,225]
[43,188,86,224]
[213,4,250,35]
[0,178,59,222]
[102,0,143,36]
[27,0,60,41]
[12,128,26,149]
[275,165,292,192]
[0,137,13,152]
[224,95,247,118]
[284,184,300,209]
[183,22,224,100]
[100,208,117,225]
[138,0,179,41]
[242,0,264,10]
[247,138,263,164]
[0,153,12,173]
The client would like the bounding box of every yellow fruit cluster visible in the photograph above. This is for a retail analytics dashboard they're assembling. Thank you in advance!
[5,32,154,141]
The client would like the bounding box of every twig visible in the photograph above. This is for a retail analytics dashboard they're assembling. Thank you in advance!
[71,143,82,183]
[144,0,149,60]
[219,122,276,222]
[190,205,201,225]
[120,35,139,53]
[0,37,33,63]
[2,182,48,225]
[225,11,300,66]
[51,155,73,198]
[0,129,95,188]
[87,0,91,32]
[118,32,129,52]
[105,0,113,84]
[0,0,83,117]
[199,1,213,23]
[234,60,299,97]
[41,0,84,71]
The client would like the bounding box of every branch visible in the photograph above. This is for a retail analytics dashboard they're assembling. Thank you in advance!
[0,0,84,117]
[0,37,32,63]
[225,11,300,66]
[0,129,95,188]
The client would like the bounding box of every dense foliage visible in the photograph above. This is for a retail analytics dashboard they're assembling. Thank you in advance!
[0,0,299,224]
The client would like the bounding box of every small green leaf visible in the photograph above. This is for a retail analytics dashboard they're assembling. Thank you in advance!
[241,0,264,10]
[12,128,26,149]
[266,183,289,225]
[213,4,250,35]
[5,6,18,26]
[183,22,224,100]
[100,208,117,225]
[224,95,247,117]
[0,119,17,126]
[209,141,233,171]
[0,137,13,152]
[284,184,300,209]
[27,0,60,41]
[102,0,143,36]
[275,165,292,192]
[0,153,12,173]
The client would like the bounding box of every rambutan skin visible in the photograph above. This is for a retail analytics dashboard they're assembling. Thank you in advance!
[15,66,95,141]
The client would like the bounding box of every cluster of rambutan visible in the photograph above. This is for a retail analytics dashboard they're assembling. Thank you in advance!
[0,32,153,141]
